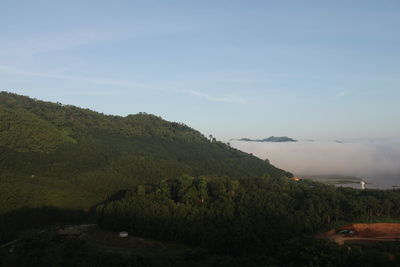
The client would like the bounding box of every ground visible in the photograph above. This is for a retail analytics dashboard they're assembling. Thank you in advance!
[81,225,197,257]
[0,224,204,265]
[317,223,400,245]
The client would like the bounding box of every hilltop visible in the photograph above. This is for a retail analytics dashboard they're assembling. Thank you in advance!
[0,91,291,213]
[234,136,297,142]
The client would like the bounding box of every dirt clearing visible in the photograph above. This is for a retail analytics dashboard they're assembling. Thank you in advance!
[317,223,400,245]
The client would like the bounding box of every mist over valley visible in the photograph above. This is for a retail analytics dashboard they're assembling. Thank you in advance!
[231,138,400,189]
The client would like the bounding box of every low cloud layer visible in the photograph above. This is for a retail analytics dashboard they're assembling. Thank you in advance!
[231,139,400,188]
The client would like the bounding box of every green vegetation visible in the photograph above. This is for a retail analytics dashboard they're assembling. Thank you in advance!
[0,91,289,242]
[97,176,400,255]
[2,226,400,266]
[1,91,400,266]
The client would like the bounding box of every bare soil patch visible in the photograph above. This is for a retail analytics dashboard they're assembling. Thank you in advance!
[317,223,400,245]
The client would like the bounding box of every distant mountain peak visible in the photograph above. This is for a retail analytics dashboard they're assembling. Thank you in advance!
[234,136,297,142]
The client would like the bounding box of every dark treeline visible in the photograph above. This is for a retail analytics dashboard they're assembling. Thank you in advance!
[97,175,400,255]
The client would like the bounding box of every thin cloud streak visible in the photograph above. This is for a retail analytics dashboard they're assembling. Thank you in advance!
[0,22,192,58]
[0,31,106,58]
[0,65,157,90]
[0,65,245,104]
[336,91,347,97]
[185,89,246,104]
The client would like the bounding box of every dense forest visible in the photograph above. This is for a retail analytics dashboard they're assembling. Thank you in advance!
[0,92,289,242]
[1,91,400,266]
[97,175,400,253]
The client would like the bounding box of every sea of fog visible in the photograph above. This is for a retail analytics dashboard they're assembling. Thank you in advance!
[231,139,400,189]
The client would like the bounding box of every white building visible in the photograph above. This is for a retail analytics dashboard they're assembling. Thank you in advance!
[360,181,366,190]
[119,231,129,238]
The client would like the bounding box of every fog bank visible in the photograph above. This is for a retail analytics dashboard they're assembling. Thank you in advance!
[231,139,400,188]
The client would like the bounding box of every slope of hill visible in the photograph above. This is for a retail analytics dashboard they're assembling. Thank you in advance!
[0,91,291,214]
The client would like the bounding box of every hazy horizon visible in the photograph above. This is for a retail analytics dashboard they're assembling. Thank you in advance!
[232,138,400,188]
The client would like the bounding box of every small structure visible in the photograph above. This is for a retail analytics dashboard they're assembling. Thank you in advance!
[337,229,355,237]
[9,244,16,253]
[291,177,302,182]
[119,231,129,238]
[360,181,366,190]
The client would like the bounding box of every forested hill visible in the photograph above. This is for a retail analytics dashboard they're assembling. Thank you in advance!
[3,92,400,266]
[0,91,291,213]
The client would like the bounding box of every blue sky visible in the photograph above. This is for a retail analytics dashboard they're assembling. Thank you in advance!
[1,0,399,140]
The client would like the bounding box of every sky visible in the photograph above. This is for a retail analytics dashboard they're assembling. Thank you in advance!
[1,0,399,141]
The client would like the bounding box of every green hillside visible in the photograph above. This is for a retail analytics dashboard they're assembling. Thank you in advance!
[0,91,291,214]
[2,92,400,266]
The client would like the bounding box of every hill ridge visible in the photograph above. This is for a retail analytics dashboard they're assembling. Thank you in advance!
[0,91,291,214]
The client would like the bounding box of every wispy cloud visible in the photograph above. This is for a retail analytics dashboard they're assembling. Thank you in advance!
[0,21,191,58]
[185,89,246,104]
[0,65,246,104]
[336,91,347,97]
[0,65,156,90]
[0,31,106,58]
